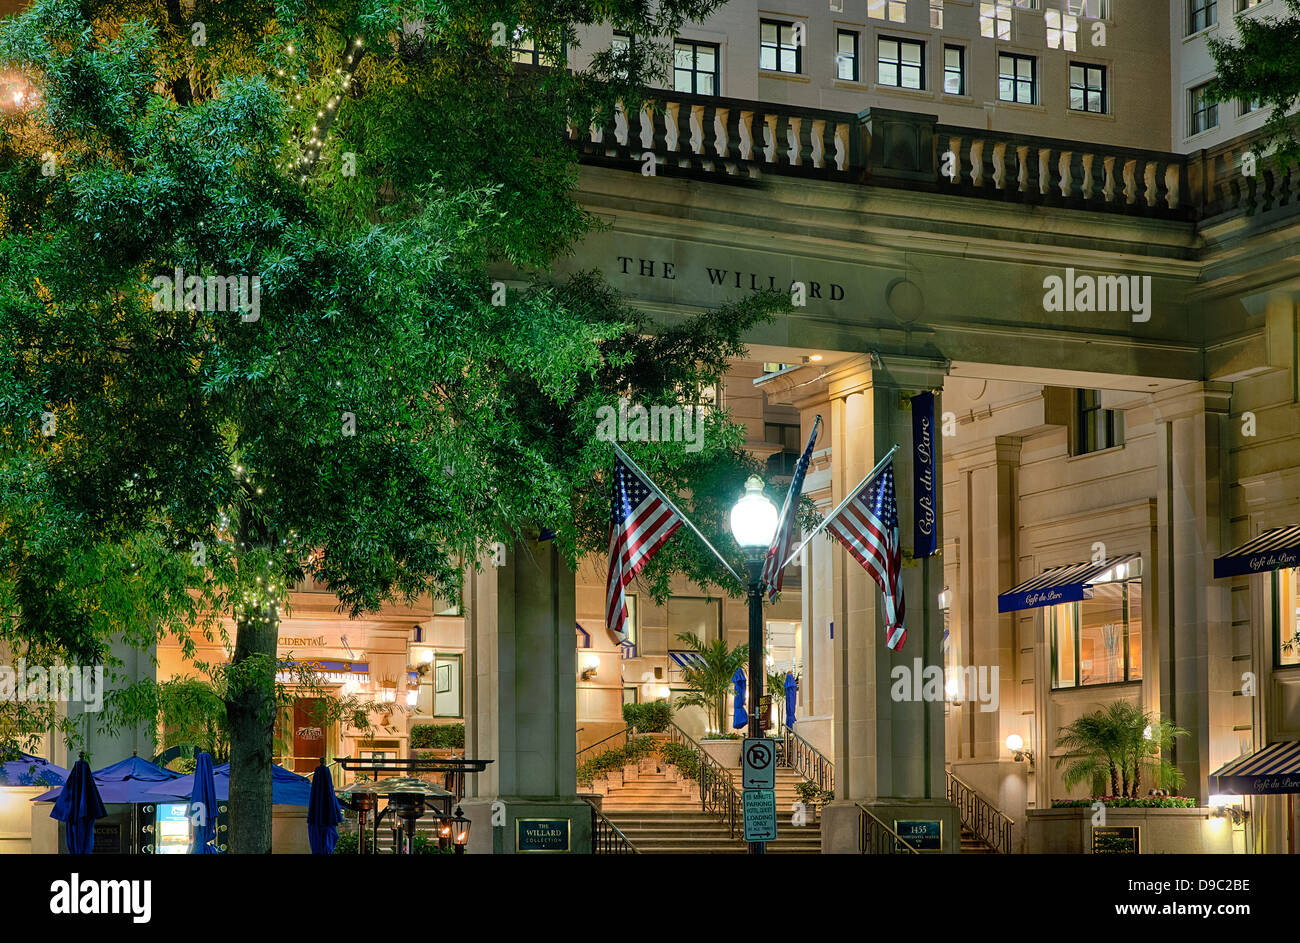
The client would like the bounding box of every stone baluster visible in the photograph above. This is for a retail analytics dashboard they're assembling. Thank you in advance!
[1164,161,1182,211]
[1038,146,1055,198]
[811,119,826,169]
[1102,155,1117,204]
[613,101,628,148]
[786,114,803,166]
[1122,158,1138,205]
[639,105,655,152]
[689,103,705,158]
[763,113,779,164]
[664,101,682,159]
[991,140,1007,191]
[833,121,850,171]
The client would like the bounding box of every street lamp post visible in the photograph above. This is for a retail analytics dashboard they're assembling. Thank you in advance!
[729,475,778,855]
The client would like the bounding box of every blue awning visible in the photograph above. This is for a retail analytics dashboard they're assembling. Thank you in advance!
[668,651,706,669]
[1209,741,1300,795]
[1213,526,1300,579]
[998,553,1140,613]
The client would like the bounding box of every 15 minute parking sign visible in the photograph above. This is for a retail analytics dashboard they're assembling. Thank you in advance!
[743,789,778,842]
[742,737,776,790]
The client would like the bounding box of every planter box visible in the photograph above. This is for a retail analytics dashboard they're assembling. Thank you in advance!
[1027,806,1234,854]
[586,781,607,796]
[623,763,640,781]
[606,768,623,788]
[638,756,656,774]
[701,739,742,770]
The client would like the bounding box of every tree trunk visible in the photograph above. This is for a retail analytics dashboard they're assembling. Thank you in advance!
[225,612,279,853]
[1109,762,1119,796]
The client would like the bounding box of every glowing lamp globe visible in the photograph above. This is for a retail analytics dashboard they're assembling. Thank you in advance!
[730,476,778,551]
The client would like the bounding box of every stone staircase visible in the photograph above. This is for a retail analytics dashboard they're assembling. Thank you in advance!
[601,765,821,853]
[959,824,997,854]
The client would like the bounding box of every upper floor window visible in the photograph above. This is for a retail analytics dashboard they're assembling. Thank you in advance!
[878,36,925,90]
[511,27,564,66]
[1050,559,1144,689]
[760,19,802,74]
[836,29,860,81]
[765,423,803,478]
[1189,0,1218,33]
[674,39,719,95]
[980,0,1014,39]
[1189,81,1219,135]
[1069,63,1107,113]
[1068,0,1108,16]
[943,45,966,95]
[1276,567,1300,667]
[1237,0,1265,10]
[611,31,633,79]
[1239,96,1262,116]
[869,0,908,22]
[998,52,1037,104]
[1074,389,1123,454]
[930,0,946,28]
[1046,9,1079,50]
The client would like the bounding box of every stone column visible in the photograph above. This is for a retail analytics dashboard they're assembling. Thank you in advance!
[460,539,591,854]
[1153,382,1233,803]
[952,437,1022,763]
[820,354,957,853]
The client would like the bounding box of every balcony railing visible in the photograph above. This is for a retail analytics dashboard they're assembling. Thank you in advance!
[857,803,920,854]
[668,722,741,838]
[946,768,1014,854]
[574,90,1298,226]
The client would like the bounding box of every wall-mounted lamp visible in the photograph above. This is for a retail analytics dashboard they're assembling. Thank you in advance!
[1006,733,1034,768]
[937,588,952,610]
[1210,795,1250,826]
[944,677,961,703]
[580,653,600,681]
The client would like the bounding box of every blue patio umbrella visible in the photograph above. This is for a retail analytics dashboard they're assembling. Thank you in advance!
[50,757,106,854]
[0,751,67,788]
[190,752,220,853]
[731,666,748,730]
[141,761,312,806]
[33,753,179,803]
[306,763,343,855]
[784,672,797,728]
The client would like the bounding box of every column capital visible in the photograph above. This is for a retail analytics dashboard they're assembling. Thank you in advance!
[824,353,949,400]
[951,435,1023,473]
[1152,380,1233,423]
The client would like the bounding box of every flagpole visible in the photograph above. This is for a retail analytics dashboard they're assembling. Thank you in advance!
[779,443,900,570]
[609,441,745,586]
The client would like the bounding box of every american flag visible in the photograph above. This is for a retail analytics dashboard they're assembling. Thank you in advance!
[826,461,906,650]
[606,456,684,641]
[762,418,820,602]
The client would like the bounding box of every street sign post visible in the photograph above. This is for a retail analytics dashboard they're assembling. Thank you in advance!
[743,789,778,842]
[741,737,776,790]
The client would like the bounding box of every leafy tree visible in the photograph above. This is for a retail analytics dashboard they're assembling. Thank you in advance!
[1206,0,1300,161]
[672,632,748,736]
[0,0,783,851]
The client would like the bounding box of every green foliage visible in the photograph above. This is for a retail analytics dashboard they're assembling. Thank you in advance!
[334,831,359,854]
[0,0,782,779]
[671,633,748,735]
[1205,1,1300,163]
[577,735,660,786]
[409,722,464,750]
[1055,701,1189,800]
[657,741,700,782]
[622,699,672,733]
[1050,796,1196,809]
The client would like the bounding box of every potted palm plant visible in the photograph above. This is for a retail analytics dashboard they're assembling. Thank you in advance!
[673,633,749,767]
[1055,701,1189,800]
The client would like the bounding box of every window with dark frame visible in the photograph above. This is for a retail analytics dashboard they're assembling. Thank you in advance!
[674,39,719,95]
[760,19,802,74]
[1074,389,1124,455]
[998,52,1037,104]
[1050,561,1144,689]
[1189,0,1217,33]
[511,27,565,66]
[878,36,925,90]
[764,423,802,478]
[836,29,860,82]
[1069,62,1106,113]
[943,44,966,95]
[1274,567,1300,667]
[611,31,633,79]
[1189,81,1219,134]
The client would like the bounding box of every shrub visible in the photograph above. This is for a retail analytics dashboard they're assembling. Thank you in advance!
[658,742,700,781]
[334,832,359,854]
[623,700,673,733]
[410,723,465,749]
[1050,796,1196,809]
[626,736,658,763]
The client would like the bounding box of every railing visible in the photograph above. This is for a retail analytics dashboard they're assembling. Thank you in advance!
[573,89,1300,227]
[781,725,834,795]
[946,768,1014,855]
[667,723,741,838]
[576,726,632,768]
[587,800,639,854]
[857,804,920,855]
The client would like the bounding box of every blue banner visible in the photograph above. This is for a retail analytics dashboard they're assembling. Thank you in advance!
[912,392,937,558]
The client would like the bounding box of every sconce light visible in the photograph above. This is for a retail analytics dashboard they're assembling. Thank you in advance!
[421,649,435,664]
[1006,733,1034,768]
[1210,795,1250,826]
[656,684,671,700]
[944,677,961,703]
[405,689,418,707]
[937,588,952,610]
[580,654,600,681]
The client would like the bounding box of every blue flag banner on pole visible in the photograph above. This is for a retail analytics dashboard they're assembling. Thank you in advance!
[911,391,937,558]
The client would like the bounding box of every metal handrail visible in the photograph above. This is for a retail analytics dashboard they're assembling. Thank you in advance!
[667,723,741,838]
[585,800,639,854]
[857,804,920,855]
[781,725,834,794]
[576,726,633,768]
[946,768,1014,855]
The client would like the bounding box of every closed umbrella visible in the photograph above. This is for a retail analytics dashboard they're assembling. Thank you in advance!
[50,757,106,854]
[784,672,797,728]
[307,763,343,855]
[190,752,220,854]
[731,666,748,731]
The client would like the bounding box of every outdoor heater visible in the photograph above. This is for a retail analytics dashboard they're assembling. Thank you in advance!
[387,791,426,855]
[345,790,377,854]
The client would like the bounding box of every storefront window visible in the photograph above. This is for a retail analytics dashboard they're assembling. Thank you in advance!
[1277,567,1300,667]
[1051,560,1142,688]
[433,653,463,717]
